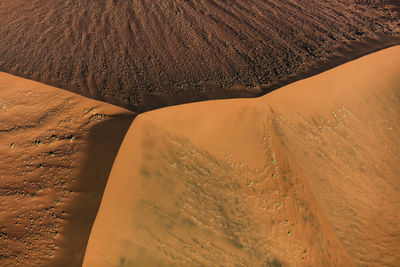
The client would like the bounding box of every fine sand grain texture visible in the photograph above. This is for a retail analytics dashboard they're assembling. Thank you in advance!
[264,46,400,267]
[83,46,400,266]
[0,72,134,266]
[0,0,399,111]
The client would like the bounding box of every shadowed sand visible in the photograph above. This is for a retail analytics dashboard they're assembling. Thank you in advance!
[0,73,134,266]
[0,0,399,111]
[83,46,400,266]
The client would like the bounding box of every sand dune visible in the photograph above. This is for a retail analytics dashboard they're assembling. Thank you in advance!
[1,1,399,266]
[83,46,400,266]
[0,0,399,111]
[0,72,134,266]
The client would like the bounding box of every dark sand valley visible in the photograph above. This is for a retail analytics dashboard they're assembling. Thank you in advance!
[0,0,399,111]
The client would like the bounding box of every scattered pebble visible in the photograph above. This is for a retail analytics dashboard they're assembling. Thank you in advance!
[34,140,42,147]
[67,135,74,142]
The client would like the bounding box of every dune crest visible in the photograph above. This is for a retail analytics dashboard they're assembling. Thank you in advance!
[83,46,400,266]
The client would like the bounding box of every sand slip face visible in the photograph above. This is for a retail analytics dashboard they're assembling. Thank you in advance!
[263,46,400,266]
[83,47,400,266]
[83,99,354,267]
[0,72,134,266]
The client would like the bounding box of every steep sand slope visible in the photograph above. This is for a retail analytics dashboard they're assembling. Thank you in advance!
[0,0,399,111]
[0,73,134,266]
[84,46,400,266]
[260,46,400,266]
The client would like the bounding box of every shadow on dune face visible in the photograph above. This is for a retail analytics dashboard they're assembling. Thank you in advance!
[47,114,135,267]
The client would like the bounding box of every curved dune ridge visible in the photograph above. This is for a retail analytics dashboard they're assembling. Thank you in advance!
[83,46,400,266]
[0,73,134,266]
[0,0,399,111]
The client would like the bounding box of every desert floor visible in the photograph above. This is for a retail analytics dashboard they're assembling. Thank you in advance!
[0,0,399,111]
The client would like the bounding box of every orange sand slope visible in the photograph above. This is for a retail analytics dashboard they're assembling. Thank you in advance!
[84,46,400,266]
[0,73,133,267]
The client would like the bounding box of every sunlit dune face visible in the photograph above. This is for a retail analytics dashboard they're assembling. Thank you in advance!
[83,47,400,266]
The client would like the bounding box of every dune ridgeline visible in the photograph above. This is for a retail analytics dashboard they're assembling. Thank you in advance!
[1,45,399,266]
[83,46,400,267]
